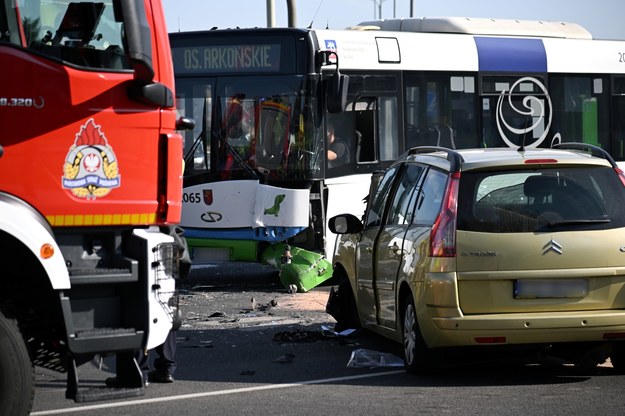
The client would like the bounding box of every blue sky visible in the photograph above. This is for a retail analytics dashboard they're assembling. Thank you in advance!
[162,0,625,40]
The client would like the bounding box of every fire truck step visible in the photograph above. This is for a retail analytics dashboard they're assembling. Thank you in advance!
[65,356,145,403]
[68,329,144,355]
[68,267,137,285]
[75,327,137,338]
[74,386,144,403]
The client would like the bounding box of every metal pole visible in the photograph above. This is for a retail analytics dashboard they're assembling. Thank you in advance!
[286,0,296,27]
[266,0,275,28]
[410,0,414,17]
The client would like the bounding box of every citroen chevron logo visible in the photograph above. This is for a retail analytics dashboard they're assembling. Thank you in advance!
[542,239,563,255]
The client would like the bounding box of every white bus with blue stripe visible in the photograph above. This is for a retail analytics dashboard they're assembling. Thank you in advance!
[171,17,625,267]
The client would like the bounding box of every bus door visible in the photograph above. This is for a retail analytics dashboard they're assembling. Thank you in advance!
[612,76,625,161]
[352,98,377,164]
[352,97,379,163]
[324,97,377,174]
[178,80,216,178]
[344,96,399,166]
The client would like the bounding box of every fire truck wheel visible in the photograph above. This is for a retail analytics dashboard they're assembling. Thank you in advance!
[0,311,34,416]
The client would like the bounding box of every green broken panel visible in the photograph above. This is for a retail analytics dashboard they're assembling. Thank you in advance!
[262,243,333,292]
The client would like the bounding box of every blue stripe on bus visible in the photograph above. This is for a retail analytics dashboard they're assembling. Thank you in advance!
[474,37,547,72]
[183,226,306,242]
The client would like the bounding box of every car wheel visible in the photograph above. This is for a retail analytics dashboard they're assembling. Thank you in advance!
[326,278,361,332]
[0,311,34,415]
[402,293,434,373]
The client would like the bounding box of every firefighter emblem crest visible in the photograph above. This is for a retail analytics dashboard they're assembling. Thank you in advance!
[62,119,121,199]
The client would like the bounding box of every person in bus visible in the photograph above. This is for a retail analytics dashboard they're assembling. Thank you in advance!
[327,123,349,168]
[221,94,255,177]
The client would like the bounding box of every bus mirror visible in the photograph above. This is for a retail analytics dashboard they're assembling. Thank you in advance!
[327,72,349,114]
[176,117,196,131]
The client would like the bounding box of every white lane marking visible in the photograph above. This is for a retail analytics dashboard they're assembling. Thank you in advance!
[32,370,404,415]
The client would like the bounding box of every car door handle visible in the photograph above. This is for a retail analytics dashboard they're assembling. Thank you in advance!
[391,242,402,256]
[359,243,373,253]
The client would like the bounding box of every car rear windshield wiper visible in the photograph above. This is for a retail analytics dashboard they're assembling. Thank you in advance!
[540,218,611,230]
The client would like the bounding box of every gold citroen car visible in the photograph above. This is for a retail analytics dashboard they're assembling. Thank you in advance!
[327,143,625,372]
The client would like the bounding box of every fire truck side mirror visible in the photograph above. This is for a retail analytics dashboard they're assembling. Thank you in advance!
[119,0,155,82]
[129,82,175,108]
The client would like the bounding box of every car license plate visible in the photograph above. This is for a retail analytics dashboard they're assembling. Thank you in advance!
[514,279,588,299]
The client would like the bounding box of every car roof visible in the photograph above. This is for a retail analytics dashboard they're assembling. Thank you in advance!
[402,146,615,172]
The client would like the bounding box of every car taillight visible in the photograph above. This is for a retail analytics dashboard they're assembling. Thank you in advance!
[615,167,625,188]
[429,172,460,257]
[524,159,558,164]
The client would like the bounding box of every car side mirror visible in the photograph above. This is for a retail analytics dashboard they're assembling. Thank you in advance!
[329,214,363,234]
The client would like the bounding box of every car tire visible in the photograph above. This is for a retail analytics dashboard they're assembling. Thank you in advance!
[401,293,435,374]
[326,278,361,332]
[609,342,625,373]
[0,311,34,416]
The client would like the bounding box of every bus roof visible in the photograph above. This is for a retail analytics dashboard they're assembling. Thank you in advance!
[351,17,593,40]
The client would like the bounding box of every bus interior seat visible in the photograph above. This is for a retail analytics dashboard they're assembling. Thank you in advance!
[418,126,433,146]
[434,123,456,149]
[405,124,418,149]
[356,128,375,162]
[353,129,362,163]
[523,175,559,218]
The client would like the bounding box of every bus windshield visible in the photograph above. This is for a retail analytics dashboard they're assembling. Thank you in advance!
[180,75,322,182]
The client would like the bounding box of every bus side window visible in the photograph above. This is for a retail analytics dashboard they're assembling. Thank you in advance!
[354,98,376,163]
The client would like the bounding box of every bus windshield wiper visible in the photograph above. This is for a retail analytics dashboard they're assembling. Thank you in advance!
[183,131,207,174]
[224,140,263,180]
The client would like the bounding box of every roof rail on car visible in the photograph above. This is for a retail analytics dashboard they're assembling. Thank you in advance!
[552,142,617,168]
[407,146,464,173]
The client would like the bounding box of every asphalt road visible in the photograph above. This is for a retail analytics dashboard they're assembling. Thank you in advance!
[31,263,625,416]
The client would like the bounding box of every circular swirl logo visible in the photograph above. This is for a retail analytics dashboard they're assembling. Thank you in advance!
[496,77,554,149]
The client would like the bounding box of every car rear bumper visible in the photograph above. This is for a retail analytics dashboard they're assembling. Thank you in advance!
[425,310,625,347]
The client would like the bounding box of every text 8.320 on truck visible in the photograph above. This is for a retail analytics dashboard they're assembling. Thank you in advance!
[0,1,190,414]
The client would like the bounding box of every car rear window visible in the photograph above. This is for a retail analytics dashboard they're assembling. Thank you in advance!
[457,166,625,233]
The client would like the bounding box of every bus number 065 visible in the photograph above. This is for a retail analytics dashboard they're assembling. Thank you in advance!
[183,192,202,203]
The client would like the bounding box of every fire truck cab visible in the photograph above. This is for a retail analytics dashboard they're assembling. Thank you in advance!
[0,1,186,413]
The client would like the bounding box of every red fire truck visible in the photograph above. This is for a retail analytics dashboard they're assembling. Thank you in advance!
[0,1,189,413]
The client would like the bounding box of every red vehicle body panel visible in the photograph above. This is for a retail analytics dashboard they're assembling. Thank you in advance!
[0,0,182,226]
